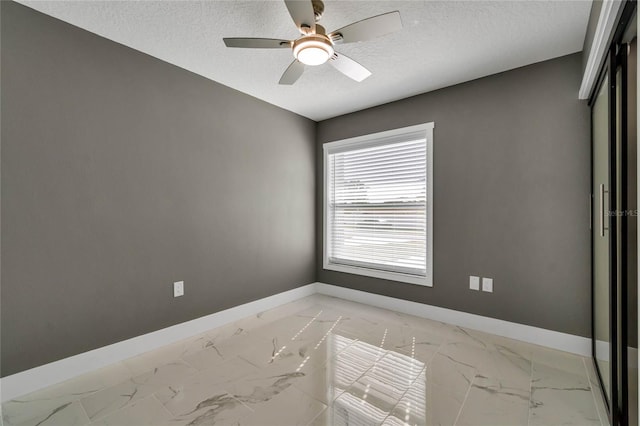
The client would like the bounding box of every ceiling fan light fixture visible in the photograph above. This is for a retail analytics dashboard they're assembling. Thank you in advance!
[293,37,334,66]
[223,1,403,84]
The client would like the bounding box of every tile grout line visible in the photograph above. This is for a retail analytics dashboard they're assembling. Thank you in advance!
[526,351,535,426]
[225,392,256,414]
[426,327,448,368]
[89,393,164,424]
[179,355,198,371]
[289,316,357,406]
[305,407,326,426]
[452,370,476,426]
[378,364,427,426]
[152,393,176,419]
[583,357,606,426]
[78,376,142,423]
[77,396,92,425]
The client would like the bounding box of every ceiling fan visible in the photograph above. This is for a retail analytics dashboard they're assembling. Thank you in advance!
[223,0,402,85]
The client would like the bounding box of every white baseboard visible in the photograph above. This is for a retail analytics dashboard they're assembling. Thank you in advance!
[0,283,317,402]
[315,283,592,357]
[1,281,597,402]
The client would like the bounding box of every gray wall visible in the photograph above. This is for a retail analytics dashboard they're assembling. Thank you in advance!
[1,1,316,376]
[317,53,591,337]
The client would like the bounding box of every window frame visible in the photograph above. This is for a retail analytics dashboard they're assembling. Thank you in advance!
[322,122,434,287]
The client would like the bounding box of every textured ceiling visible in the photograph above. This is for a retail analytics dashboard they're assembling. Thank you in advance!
[18,1,592,121]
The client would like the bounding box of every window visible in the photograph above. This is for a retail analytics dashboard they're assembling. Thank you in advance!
[323,123,434,286]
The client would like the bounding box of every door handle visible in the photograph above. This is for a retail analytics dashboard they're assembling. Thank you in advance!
[600,183,609,237]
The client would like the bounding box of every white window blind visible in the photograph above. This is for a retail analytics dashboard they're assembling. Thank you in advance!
[324,124,432,285]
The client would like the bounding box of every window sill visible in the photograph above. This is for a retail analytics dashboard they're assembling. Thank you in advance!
[323,261,433,287]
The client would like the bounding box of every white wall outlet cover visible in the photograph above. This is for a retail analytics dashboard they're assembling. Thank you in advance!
[469,276,480,291]
[173,281,184,297]
[482,278,493,293]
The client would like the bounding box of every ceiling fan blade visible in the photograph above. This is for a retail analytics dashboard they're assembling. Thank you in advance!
[279,60,305,85]
[223,38,292,49]
[329,53,371,82]
[284,0,316,31]
[329,11,402,44]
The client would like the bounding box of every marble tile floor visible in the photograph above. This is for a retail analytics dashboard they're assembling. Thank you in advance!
[2,294,609,426]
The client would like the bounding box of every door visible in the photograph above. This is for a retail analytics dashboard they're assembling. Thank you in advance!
[593,69,613,408]
[592,40,635,426]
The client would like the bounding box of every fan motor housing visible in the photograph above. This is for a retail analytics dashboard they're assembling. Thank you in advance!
[292,29,335,66]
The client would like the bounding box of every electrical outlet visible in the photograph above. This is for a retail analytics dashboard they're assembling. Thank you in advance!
[482,277,493,293]
[469,276,480,291]
[173,281,184,297]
